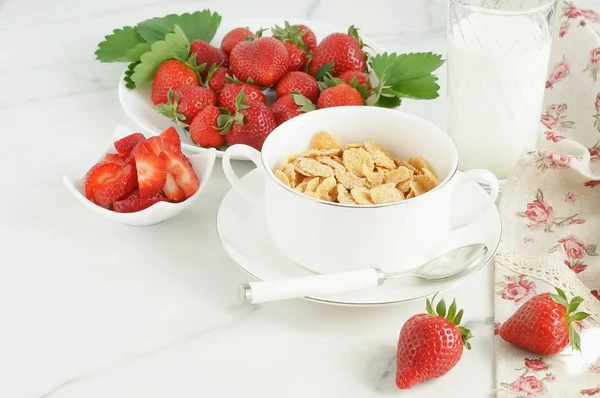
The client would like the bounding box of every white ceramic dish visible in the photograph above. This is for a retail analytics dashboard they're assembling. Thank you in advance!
[62,125,216,227]
[216,168,502,306]
[118,18,388,159]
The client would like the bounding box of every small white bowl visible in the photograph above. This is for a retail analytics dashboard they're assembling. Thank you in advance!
[62,124,217,226]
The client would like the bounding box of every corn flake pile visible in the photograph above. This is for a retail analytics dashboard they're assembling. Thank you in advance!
[273,132,440,205]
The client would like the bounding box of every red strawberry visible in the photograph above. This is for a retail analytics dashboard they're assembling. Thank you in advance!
[221,27,257,55]
[282,41,306,72]
[499,287,589,355]
[396,295,472,390]
[271,93,315,125]
[230,37,290,87]
[162,172,185,202]
[189,105,225,148]
[134,153,167,198]
[338,70,371,89]
[88,164,137,206]
[189,40,228,73]
[275,71,320,102]
[151,60,199,105]
[308,26,366,77]
[114,133,146,156]
[220,91,276,150]
[124,141,149,167]
[156,85,217,126]
[143,136,179,157]
[113,196,168,213]
[206,66,229,92]
[103,153,126,166]
[160,150,200,199]
[218,82,265,114]
[317,84,363,109]
[297,24,317,52]
[159,127,181,147]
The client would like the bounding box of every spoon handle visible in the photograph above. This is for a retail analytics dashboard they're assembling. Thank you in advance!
[238,269,385,304]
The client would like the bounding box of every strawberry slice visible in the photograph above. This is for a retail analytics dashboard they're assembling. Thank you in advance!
[113,196,168,213]
[159,127,181,147]
[104,153,127,165]
[162,172,185,202]
[160,150,200,199]
[114,133,146,156]
[134,153,167,198]
[92,164,137,206]
[144,135,181,157]
[124,141,150,166]
[84,162,122,200]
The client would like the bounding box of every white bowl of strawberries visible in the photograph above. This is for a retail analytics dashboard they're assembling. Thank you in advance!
[105,13,441,159]
[62,125,216,226]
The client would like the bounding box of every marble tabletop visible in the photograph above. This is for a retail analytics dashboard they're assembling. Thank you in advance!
[2,0,599,397]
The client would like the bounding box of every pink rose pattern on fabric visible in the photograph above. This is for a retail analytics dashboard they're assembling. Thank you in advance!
[530,151,573,171]
[496,274,536,304]
[585,48,600,81]
[565,192,576,202]
[541,103,574,132]
[500,357,557,397]
[581,388,600,396]
[516,189,584,231]
[591,290,600,301]
[589,365,600,374]
[584,180,600,188]
[523,236,535,244]
[544,130,566,142]
[549,235,599,274]
[594,93,600,131]
[558,3,600,39]
[589,140,600,160]
[546,58,570,89]
[524,358,549,371]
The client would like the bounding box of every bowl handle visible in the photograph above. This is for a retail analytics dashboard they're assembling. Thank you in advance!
[222,144,264,204]
[448,169,499,230]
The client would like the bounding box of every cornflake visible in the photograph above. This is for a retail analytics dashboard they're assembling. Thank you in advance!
[272,132,440,205]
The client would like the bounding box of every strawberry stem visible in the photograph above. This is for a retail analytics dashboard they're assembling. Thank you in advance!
[154,89,188,128]
[549,286,589,352]
[425,294,472,350]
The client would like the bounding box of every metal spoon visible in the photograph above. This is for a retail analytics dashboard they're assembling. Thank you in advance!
[238,243,488,304]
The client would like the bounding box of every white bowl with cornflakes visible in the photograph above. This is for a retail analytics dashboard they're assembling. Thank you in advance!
[222,106,499,274]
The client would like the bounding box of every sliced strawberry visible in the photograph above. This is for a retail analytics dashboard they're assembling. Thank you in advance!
[162,172,185,202]
[103,153,126,166]
[114,133,146,156]
[143,136,180,157]
[112,196,168,213]
[159,127,181,147]
[160,150,200,199]
[124,141,149,166]
[92,164,138,206]
[84,162,122,200]
[135,153,167,198]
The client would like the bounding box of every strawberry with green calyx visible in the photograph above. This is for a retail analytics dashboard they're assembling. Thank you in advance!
[308,25,367,78]
[339,70,372,90]
[189,105,226,148]
[230,37,290,87]
[155,85,217,126]
[396,295,472,390]
[271,93,315,125]
[271,21,316,52]
[275,71,320,103]
[499,287,590,355]
[150,56,205,105]
[218,79,266,114]
[189,40,228,74]
[204,65,230,92]
[368,52,444,108]
[321,72,370,103]
[218,90,276,151]
[271,21,313,72]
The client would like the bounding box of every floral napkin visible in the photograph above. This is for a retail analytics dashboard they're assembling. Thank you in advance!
[493,2,600,397]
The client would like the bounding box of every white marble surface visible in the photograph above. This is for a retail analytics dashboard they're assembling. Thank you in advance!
[1,1,598,397]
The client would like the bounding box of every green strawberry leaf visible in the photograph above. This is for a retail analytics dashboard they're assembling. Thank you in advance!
[123,61,140,89]
[314,62,335,81]
[569,325,581,351]
[453,309,464,325]
[136,10,222,44]
[549,291,569,308]
[95,26,148,62]
[384,52,444,86]
[457,326,473,350]
[292,93,316,112]
[425,297,434,316]
[382,75,441,100]
[374,94,401,108]
[446,299,457,322]
[568,296,584,313]
[569,312,589,322]
[130,25,191,87]
[436,298,446,318]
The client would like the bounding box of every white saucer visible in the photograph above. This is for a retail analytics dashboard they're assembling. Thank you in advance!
[118,18,388,159]
[217,169,502,306]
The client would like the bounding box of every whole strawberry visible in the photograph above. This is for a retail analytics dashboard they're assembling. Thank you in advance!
[308,26,366,77]
[206,66,229,92]
[218,81,266,114]
[276,71,320,103]
[272,21,312,72]
[338,70,371,89]
[189,40,228,73]
[271,93,315,125]
[155,85,216,126]
[221,27,257,55]
[189,105,225,148]
[220,90,276,150]
[283,41,306,72]
[297,24,317,52]
[151,59,199,105]
[230,37,290,87]
[499,287,589,355]
[317,83,363,109]
[396,295,472,390]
